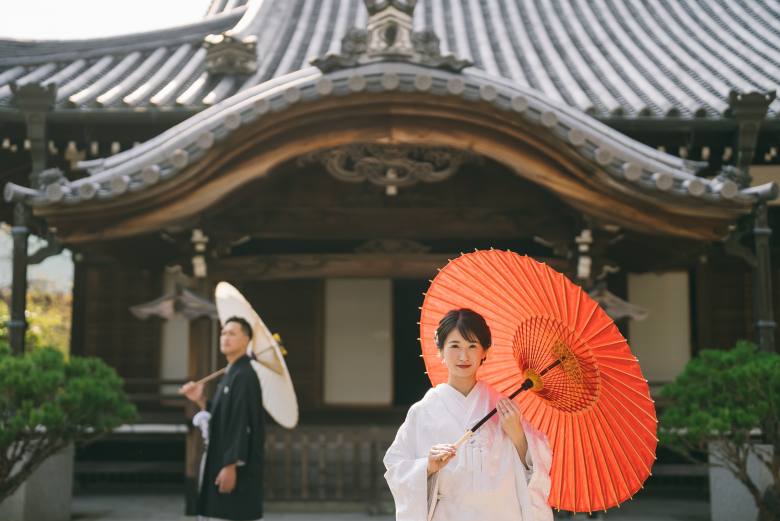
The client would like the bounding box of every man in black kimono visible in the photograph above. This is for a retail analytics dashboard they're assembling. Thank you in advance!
[181,316,265,521]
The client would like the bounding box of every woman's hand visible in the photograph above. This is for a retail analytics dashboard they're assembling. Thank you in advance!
[497,398,529,467]
[427,444,456,476]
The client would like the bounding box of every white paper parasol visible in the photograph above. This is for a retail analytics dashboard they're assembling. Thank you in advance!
[215,282,299,429]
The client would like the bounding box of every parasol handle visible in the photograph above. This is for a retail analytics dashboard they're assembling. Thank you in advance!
[192,367,227,387]
[440,377,534,457]
[187,344,282,388]
[447,357,565,455]
[468,357,562,431]
[452,430,473,449]
[467,377,536,433]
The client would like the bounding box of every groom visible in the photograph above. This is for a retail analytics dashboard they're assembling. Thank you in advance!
[181,316,265,521]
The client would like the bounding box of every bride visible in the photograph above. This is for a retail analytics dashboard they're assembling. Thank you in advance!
[384,308,553,521]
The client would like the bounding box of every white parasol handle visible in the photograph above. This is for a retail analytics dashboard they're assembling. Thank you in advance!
[453,430,474,449]
[192,367,226,387]
[187,344,281,388]
[436,430,473,461]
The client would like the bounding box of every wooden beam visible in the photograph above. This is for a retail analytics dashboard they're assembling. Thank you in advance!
[210,253,567,280]
[204,207,563,240]
[185,314,215,514]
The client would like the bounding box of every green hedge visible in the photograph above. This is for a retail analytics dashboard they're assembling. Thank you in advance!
[660,341,779,521]
[0,343,137,500]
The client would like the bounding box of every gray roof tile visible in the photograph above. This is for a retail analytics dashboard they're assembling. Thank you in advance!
[0,0,777,117]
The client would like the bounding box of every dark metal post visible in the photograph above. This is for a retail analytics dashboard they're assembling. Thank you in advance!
[9,204,31,354]
[7,82,56,354]
[729,90,777,352]
[753,203,775,352]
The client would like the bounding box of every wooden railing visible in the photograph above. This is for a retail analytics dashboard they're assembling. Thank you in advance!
[122,378,188,404]
[263,425,396,512]
[77,388,400,512]
[74,423,398,510]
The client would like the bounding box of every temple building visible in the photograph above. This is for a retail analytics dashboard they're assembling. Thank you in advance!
[1,0,779,510]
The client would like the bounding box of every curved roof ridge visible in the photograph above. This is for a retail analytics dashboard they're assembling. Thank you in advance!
[6,62,775,213]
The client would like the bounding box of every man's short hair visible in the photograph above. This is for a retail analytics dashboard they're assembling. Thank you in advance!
[224,316,253,340]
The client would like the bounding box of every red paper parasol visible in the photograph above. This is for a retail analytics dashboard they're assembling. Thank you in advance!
[420,249,657,513]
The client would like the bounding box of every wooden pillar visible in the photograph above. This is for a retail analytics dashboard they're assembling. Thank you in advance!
[69,254,86,357]
[184,313,216,513]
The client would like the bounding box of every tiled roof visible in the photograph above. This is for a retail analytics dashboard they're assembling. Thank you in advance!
[205,0,250,17]
[0,0,778,118]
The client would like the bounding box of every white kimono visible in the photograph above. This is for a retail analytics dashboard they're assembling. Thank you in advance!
[384,381,553,521]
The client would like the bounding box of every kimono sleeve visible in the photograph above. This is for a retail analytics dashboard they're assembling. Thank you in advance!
[523,419,554,521]
[220,371,262,468]
[383,404,432,521]
[192,410,211,444]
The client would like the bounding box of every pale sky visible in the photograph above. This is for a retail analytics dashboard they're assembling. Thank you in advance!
[0,226,74,292]
[0,0,213,40]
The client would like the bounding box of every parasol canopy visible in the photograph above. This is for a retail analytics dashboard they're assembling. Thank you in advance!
[215,282,298,429]
[420,249,657,513]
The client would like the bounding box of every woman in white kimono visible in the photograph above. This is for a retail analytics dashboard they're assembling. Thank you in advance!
[384,309,553,521]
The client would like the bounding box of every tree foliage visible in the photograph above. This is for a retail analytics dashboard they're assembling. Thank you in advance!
[0,342,136,501]
[0,283,72,354]
[660,342,779,521]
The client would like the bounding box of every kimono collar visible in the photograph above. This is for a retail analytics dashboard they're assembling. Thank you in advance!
[435,380,488,427]
[226,354,251,376]
[439,380,483,401]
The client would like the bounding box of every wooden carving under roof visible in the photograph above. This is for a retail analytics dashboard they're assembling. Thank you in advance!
[298,144,481,193]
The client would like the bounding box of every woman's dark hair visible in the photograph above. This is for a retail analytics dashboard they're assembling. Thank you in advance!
[434,309,491,350]
[224,316,253,340]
